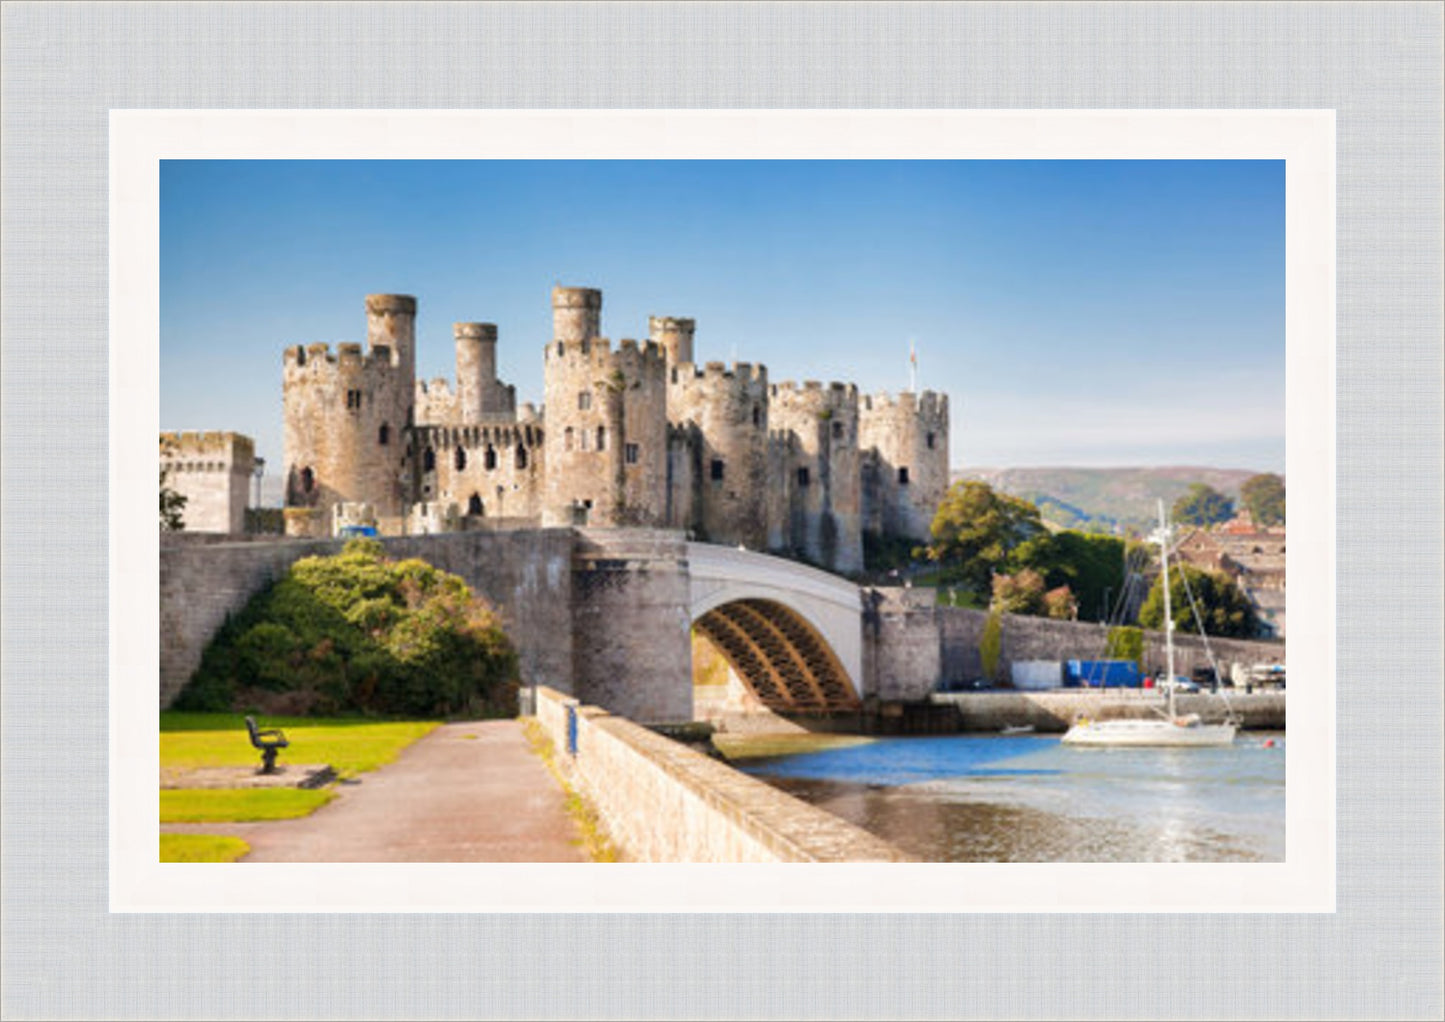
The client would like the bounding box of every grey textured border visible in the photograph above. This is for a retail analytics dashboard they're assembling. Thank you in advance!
[3,3,1441,1020]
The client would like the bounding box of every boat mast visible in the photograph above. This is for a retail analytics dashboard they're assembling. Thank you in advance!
[1158,499,1177,719]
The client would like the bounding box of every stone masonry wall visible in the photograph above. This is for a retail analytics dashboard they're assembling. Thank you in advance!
[159,529,577,708]
[535,687,908,862]
[937,605,1286,687]
[862,586,942,701]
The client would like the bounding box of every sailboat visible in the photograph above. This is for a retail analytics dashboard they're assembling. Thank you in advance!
[1061,501,1239,747]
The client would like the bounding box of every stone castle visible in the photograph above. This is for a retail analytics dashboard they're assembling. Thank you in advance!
[275,286,949,575]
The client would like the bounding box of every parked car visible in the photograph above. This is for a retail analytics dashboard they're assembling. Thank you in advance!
[1158,676,1200,694]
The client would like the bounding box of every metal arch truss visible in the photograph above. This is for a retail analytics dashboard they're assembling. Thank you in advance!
[694,598,859,712]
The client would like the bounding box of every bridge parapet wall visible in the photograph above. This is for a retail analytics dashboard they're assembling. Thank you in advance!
[534,687,909,862]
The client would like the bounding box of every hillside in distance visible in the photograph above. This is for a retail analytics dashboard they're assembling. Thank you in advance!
[953,466,1266,533]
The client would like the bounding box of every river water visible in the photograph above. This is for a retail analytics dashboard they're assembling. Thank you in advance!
[736,733,1285,862]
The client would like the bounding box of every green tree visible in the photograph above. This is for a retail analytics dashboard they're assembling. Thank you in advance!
[1042,585,1077,621]
[1008,529,1126,623]
[176,539,519,717]
[1138,562,1259,639]
[1240,473,1286,527]
[991,569,1046,615]
[925,481,1045,597]
[1171,483,1235,527]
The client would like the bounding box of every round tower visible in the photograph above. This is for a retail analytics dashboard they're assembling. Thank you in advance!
[768,380,863,574]
[649,316,696,365]
[542,331,668,528]
[858,390,951,542]
[365,293,416,430]
[282,295,416,537]
[454,322,498,422]
[551,286,602,343]
[667,361,770,548]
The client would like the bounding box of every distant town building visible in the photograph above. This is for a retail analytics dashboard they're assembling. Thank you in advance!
[1175,519,1286,638]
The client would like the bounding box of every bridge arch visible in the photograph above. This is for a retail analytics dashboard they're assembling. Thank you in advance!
[686,543,865,712]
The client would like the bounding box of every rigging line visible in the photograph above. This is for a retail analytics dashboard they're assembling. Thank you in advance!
[1175,556,1243,726]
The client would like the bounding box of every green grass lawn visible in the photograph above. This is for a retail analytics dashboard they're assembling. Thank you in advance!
[160,833,251,862]
[160,713,439,776]
[161,787,334,823]
[160,713,439,831]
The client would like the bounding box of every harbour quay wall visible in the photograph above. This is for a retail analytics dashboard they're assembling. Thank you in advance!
[534,686,909,862]
[931,691,1286,733]
[936,606,1286,687]
[159,529,576,708]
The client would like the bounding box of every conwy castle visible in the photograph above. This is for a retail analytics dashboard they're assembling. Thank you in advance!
[212,286,953,575]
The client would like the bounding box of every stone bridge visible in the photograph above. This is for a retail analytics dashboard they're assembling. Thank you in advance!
[161,527,933,724]
[159,527,1282,723]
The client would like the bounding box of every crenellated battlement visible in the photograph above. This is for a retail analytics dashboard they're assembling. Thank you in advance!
[160,430,255,464]
[669,360,768,385]
[546,335,667,369]
[861,389,949,422]
[283,341,398,375]
[412,422,544,452]
[769,379,860,416]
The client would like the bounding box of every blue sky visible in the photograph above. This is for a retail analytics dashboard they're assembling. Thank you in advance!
[161,159,1284,492]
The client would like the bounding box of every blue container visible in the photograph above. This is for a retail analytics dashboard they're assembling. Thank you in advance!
[1065,659,1142,688]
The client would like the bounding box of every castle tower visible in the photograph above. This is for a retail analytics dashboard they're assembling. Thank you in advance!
[454,322,499,420]
[543,289,668,527]
[859,390,951,542]
[667,360,770,548]
[768,381,863,574]
[552,286,602,344]
[282,294,417,536]
[649,316,696,366]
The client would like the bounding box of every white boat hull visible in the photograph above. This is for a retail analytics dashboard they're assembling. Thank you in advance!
[1061,719,1237,747]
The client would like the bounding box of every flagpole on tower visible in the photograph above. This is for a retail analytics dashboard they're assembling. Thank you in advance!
[909,338,917,394]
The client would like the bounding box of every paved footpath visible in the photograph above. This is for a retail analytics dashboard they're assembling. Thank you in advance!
[165,720,588,862]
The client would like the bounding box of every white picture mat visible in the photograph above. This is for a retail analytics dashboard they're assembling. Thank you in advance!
[112,109,1334,913]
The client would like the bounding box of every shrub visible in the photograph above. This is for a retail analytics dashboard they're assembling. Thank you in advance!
[175,540,519,718]
[979,610,1003,682]
[1105,625,1145,668]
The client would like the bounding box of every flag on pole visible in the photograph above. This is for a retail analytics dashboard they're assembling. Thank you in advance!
[908,338,917,393]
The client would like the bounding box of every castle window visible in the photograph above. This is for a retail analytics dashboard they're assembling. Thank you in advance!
[556,342,564,356]
[753,405,761,427]
[378,423,390,446]
[346,389,362,410]
[578,391,592,411]
[564,427,575,452]
[710,459,725,481]
[300,467,315,492]
[455,447,467,471]
[832,421,843,440]
[515,444,528,469]
[897,466,910,485]
[926,432,936,450]
[423,448,436,472]
[467,493,483,516]
[625,443,639,465]
[596,426,606,451]
[797,467,810,487]
[484,446,497,470]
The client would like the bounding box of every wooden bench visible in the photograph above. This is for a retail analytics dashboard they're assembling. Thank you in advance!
[245,716,289,774]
